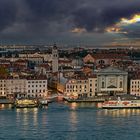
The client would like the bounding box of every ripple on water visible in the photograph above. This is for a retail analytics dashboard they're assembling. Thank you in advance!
[0,103,140,140]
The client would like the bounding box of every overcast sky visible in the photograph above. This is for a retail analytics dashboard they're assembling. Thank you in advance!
[0,0,140,46]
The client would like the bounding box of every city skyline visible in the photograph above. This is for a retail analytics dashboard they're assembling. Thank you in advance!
[0,0,140,46]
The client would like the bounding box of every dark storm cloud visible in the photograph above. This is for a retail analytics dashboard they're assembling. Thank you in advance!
[72,1,140,32]
[1,0,140,32]
[22,0,140,33]
[0,0,17,31]
[0,0,140,44]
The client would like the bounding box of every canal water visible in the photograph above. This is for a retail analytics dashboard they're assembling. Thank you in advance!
[0,102,140,140]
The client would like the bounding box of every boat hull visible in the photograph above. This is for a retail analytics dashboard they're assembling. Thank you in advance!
[102,106,140,109]
[14,105,38,108]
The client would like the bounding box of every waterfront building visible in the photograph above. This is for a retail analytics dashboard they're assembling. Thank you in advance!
[52,44,59,73]
[26,79,48,98]
[6,79,26,98]
[0,80,6,97]
[65,75,97,98]
[130,79,140,96]
[96,67,128,96]
[0,78,48,98]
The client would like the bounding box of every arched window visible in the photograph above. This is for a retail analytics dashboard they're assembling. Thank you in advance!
[99,60,105,65]
[102,81,105,88]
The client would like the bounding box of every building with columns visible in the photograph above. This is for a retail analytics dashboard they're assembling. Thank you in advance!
[52,44,59,73]
[96,67,128,96]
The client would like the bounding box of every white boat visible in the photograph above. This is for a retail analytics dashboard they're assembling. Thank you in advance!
[39,99,48,106]
[102,97,140,109]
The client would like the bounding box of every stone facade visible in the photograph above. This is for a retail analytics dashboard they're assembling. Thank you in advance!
[96,67,128,95]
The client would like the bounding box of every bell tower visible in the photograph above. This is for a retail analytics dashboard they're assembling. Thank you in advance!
[52,44,58,73]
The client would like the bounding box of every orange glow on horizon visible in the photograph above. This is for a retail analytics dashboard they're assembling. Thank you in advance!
[71,28,86,33]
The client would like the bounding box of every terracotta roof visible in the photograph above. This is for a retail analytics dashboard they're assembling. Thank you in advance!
[92,53,127,59]
[58,60,72,63]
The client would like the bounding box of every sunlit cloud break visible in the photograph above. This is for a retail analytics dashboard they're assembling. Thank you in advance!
[106,14,140,34]
[71,28,87,34]
[105,27,127,34]
[120,14,140,25]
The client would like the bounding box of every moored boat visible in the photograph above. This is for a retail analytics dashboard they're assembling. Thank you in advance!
[39,99,48,106]
[13,99,38,108]
[102,97,140,109]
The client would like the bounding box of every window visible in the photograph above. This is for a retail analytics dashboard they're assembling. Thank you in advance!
[102,81,105,88]
[120,81,123,88]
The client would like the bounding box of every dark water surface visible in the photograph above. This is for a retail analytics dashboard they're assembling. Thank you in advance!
[0,102,140,140]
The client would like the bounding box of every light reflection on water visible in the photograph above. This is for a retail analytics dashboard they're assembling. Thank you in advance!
[0,103,140,140]
[0,104,12,109]
[68,102,97,110]
[16,108,39,125]
[103,109,140,117]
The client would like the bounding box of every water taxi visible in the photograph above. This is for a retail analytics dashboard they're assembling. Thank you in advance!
[102,97,140,109]
[13,99,38,108]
